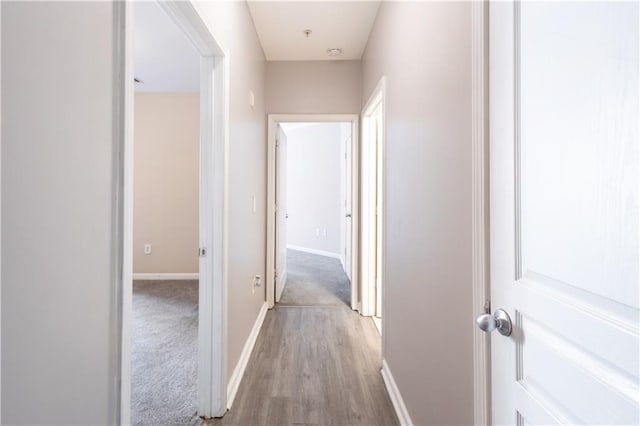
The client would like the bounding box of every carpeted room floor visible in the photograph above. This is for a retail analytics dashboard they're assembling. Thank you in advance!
[132,280,199,426]
[131,249,354,425]
[279,249,351,306]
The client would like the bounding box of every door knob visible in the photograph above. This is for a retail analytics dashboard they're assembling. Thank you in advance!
[346,213,352,218]
[476,308,512,336]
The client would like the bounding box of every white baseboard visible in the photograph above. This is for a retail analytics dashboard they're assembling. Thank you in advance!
[381,359,414,426]
[227,301,268,409]
[132,273,199,281]
[287,245,341,259]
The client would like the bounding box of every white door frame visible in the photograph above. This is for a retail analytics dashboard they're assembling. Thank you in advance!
[266,114,360,310]
[117,1,229,423]
[360,77,386,320]
[471,1,490,425]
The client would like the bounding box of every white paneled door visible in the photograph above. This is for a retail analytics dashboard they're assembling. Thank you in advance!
[487,1,639,424]
[275,124,288,302]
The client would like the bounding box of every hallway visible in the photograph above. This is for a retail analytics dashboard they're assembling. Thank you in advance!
[206,251,398,425]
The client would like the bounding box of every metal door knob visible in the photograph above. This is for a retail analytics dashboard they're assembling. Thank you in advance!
[476,308,512,336]
[346,213,352,218]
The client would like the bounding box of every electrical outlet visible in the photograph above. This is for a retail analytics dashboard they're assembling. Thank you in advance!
[323,228,327,237]
[315,228,320,237]
[252,275,262,294]
[144,243,152,255]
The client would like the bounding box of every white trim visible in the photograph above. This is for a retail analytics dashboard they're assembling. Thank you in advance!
[471,2,490,426]
[119,0,230,421]
[372,317,382,335]
[226,302,268,409]
[287,245,341,259]
[132,273,199,281]
[267,114,360,310]
[360,77,386,321]
[117,2,133,423]
[0,3,3,420]
[381,359,414,426]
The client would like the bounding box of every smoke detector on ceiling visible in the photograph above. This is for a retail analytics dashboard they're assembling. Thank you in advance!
[326,48,343,57]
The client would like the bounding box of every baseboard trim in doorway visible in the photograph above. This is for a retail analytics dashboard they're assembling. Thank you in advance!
[381,359,414,426]
[132,273,199,280]
[372,316,382,335]
[287,245,341,259]
[227,301,268,409]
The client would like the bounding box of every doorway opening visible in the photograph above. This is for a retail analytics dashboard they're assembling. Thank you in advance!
[361,77,386,334]
[266,115,359,310]
[129,2,200,424]
[119,1,229,424]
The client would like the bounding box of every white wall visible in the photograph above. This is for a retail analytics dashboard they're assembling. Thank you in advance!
[266,60,361,114]
[2,2,119,424]
[284,123,343,256]
[361,2,474,425]
[194,1,268,383]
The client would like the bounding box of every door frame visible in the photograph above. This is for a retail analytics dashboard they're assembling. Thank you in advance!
[471,1,491,425]
[266,114,360,310]
[117,1,230,422]
[360,77,386,320]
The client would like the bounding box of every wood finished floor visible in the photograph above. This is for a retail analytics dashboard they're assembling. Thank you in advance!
[203,251,397,426]
[206,306,398,426]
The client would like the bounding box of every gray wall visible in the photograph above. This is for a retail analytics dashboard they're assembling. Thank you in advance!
[266,60,361,114]
[1,2,119,424]
[194,1,268,383]
[361,2,474,425]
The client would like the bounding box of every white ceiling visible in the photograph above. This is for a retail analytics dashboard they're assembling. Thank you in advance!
[134,2,199,92]
[247,1,381,61]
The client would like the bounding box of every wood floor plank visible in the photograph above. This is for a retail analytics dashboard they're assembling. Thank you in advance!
[204,251,398,426]
[205,306,398,426]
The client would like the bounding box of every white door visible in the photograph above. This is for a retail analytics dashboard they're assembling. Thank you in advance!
[486,2,639,424]
[275,124,288,302]
[344,132,353,281]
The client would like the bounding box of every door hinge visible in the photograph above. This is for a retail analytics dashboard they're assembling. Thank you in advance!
[274,271,279,279]
[199,247,207,257]
[484,299,491,314]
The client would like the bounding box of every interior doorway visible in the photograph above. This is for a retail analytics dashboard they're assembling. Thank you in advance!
[361,77,386,333]
[119,1,229,423]
[267,115,359,310]
[129,2,201,424]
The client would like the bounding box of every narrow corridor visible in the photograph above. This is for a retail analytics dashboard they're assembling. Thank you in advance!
[207,250,398,425]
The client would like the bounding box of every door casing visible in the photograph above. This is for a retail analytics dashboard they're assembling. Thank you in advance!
[360,77,386,321]
[117,1,230,422]
[471,1,491,425]
[266,114,360,310]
